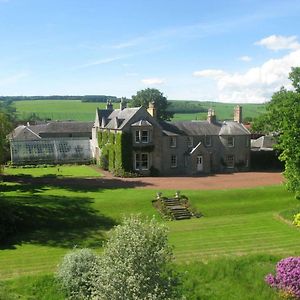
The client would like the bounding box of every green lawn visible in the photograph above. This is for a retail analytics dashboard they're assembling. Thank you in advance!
[0,174,299,299]
[4,165,102,178]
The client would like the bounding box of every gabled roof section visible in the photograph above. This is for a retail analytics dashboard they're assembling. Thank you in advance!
[96,107,142,130]
[9,125,42,141]
[219,121,250,136]
[131,119,153,127]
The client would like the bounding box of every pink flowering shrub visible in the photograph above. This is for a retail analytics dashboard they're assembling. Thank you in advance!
[265,257,300,299]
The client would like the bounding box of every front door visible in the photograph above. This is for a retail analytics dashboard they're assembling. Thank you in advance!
[197,155,203,171]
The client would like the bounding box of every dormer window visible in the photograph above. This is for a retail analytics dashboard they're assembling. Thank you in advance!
[227,137,234,147]
[187,137,193,147]
[170,137,177,148]
[205,135,212,147]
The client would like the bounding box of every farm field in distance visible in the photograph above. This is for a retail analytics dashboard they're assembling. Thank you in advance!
[12,99,266,122]
[0,166,299,299]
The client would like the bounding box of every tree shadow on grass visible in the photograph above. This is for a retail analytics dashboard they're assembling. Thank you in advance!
[0,194,117,250]
[2,174,153,192]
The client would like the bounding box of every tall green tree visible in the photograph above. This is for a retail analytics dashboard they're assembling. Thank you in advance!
[130,88,173,121]
[253,67,300,197]
[0,112,11,167]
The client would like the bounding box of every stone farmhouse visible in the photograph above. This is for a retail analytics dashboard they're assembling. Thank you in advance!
[92,101,251,176]
[9,121,93,165]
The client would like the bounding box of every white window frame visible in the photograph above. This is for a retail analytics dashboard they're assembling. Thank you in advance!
[170,137,177,148]
[227,136,234,147]
[135,152,149,170]
[205,135,212,147]
[135,129,149,143]
[141,130,149,143]
[171,155,177,168]
[226,155,235,168]
[187,136,193,147]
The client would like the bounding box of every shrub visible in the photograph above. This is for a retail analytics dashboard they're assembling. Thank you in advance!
[265,257,300,299]
[91,215,181,300]
[56,248,99,300]
[293,213,300,227]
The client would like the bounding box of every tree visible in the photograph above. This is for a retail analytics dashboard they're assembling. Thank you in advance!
[0,112,11,167]
[253,67,300,198]
[130,88,173,121]
[91,215,181,300]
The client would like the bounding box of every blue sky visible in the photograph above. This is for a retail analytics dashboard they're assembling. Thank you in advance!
[1,0,300,102]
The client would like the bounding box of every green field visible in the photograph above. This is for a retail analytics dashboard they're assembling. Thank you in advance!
[0,166,299,298]
[13,99,266,122]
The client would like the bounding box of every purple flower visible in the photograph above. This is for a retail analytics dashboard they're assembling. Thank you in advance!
[265,257,300,299]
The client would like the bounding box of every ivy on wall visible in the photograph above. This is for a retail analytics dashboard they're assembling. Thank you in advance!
[98,130,133,174]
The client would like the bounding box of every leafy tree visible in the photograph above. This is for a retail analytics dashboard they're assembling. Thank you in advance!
[252,68,300,197]
[0,112,11,167]
[130,88,173,121]
[91,215,181,300]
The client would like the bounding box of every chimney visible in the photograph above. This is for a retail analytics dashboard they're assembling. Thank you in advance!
[120,97,127,110]
[147,101,156,118]
[234,105,242,123]
[106,100,113,110]
[207,108,216,123]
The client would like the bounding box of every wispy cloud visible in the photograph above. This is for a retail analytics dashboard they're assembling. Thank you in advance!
[239,55,252,62]
[75,56,125,69]
[255,35,300,51]
[141,78,165,85]
[193,69,227,79]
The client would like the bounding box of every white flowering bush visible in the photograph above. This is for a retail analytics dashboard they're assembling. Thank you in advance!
[56,248,99,300]
[91,215,181,300]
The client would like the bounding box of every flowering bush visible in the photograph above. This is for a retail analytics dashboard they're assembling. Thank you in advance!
[265,257,300,299]
[293,213,300,227]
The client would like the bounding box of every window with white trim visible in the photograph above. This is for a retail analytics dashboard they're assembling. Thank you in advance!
[205,135,212,147]
[226,155,234,168]
[227,137,234,147]
[171,155,177,168]
[135,130,149,143]
[135,153,149,170]
[170,137,177,148]
[187,136,193,147]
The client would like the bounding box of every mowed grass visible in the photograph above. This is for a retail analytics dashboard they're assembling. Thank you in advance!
[3,165,102,177]
[0,182,299,281]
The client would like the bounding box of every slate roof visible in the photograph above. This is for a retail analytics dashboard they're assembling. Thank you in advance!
[10,121,94,140]
[97,107,141,129]
[160,120,250,136]
[251,135,276,149]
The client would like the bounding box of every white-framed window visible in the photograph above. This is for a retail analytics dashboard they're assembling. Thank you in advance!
[170,137,177,148]
[171,155,177,168]
[205,135,212,147]
[141,130,149,143]
[135,153,149,170]
[135,130,149,143]
[187,136,193,147]
[226,155,234,168]
[227,137,234,147]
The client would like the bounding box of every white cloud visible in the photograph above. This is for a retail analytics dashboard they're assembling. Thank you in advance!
[239,55,252,62]
[255,35,300,51]
[193,43,300,103]
[75,56,125,69]
[141,78,165,85]
[193,69,227,79]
